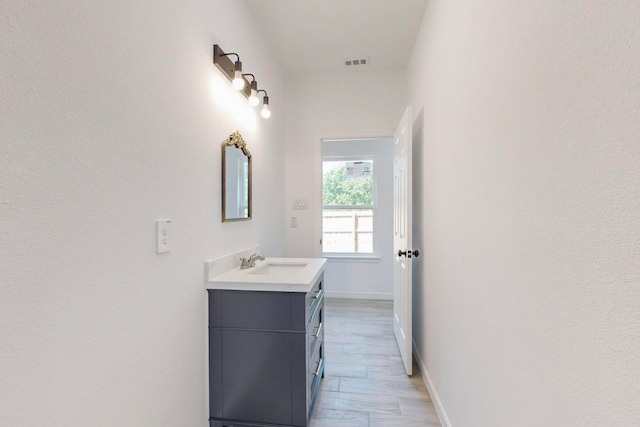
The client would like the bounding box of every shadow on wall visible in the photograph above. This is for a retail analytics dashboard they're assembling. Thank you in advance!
[411,107,425,336]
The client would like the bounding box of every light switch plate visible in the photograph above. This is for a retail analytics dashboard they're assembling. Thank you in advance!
[156,219,171,253]
[292,199,308,210]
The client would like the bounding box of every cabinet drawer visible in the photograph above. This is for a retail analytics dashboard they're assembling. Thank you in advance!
[306,275,323,323]
[308,303,323,355]
[210,290,306,331]
[308,339,324,403]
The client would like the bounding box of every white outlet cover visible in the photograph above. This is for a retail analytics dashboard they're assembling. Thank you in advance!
[156,219,171,253]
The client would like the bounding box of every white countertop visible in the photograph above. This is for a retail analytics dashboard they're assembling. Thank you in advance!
[206,257,327,293]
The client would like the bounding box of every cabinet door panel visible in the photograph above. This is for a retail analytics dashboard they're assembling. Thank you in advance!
[208,329,223,418]
[221,330,293,425]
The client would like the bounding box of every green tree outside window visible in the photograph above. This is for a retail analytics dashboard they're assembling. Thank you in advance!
[322,164,373,205]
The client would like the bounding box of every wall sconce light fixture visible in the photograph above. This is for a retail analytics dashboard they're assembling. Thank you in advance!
[213,44,271,118]
[232,65,245,90]
[244,74,260,107]
[258,90,271,119]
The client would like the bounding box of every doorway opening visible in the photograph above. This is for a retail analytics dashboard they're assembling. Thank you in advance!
[319,137,394,300]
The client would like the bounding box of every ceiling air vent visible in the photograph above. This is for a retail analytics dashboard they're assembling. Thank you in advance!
[344,57,369,68]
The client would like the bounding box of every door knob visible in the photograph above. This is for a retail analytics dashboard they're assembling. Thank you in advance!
[398,249,420,258]
[398,249,419,258]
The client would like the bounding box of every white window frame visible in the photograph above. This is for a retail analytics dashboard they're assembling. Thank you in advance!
[321,155,379,259]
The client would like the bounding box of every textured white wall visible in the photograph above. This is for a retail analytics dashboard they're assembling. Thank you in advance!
[0,1,285,425]
[283,71,405,297]
[408,1,640,426]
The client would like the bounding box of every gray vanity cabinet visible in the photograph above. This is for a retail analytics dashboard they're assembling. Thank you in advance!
[208,274,324,427]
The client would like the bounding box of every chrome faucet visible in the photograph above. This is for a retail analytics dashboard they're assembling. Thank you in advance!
[240,253,265,269]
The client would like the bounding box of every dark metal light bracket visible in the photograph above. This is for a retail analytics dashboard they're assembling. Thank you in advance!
[213,44,251,99]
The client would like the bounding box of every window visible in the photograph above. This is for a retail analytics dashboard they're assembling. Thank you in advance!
[322,159,375,254]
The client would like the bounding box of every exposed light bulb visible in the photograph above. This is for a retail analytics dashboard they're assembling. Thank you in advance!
[249,88,260,106]
[232,70,245,90]
[261,103,271,119]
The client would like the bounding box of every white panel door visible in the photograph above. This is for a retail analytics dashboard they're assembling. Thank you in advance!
[393,107,413,375]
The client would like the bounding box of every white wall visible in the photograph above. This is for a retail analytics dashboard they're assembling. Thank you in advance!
[408,1,640,426]
[0,1,285,425]
[322,138,394,299]
[283,70,406,297]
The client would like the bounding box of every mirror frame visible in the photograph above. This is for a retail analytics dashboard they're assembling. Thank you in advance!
[221,131,252,222]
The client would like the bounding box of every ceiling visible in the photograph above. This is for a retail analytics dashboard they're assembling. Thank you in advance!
[244,0,430,75]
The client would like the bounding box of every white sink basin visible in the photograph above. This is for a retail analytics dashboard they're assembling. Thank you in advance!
[207,257,327,292]
[249,261,309,276]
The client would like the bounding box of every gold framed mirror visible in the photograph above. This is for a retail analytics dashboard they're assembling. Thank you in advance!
[221,131,252,222]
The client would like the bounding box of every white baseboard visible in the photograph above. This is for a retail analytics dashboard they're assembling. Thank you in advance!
[324,291,393,300]
[412,340,452,427]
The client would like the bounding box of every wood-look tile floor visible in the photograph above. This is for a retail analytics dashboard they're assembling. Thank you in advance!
[310,298,442,427]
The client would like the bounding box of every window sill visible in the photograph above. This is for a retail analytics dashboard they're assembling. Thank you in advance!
[323,254,381,263]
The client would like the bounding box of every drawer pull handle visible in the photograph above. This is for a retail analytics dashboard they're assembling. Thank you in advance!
[313,358,324,377]
[312,322,323,338]
[312,289,324,300]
